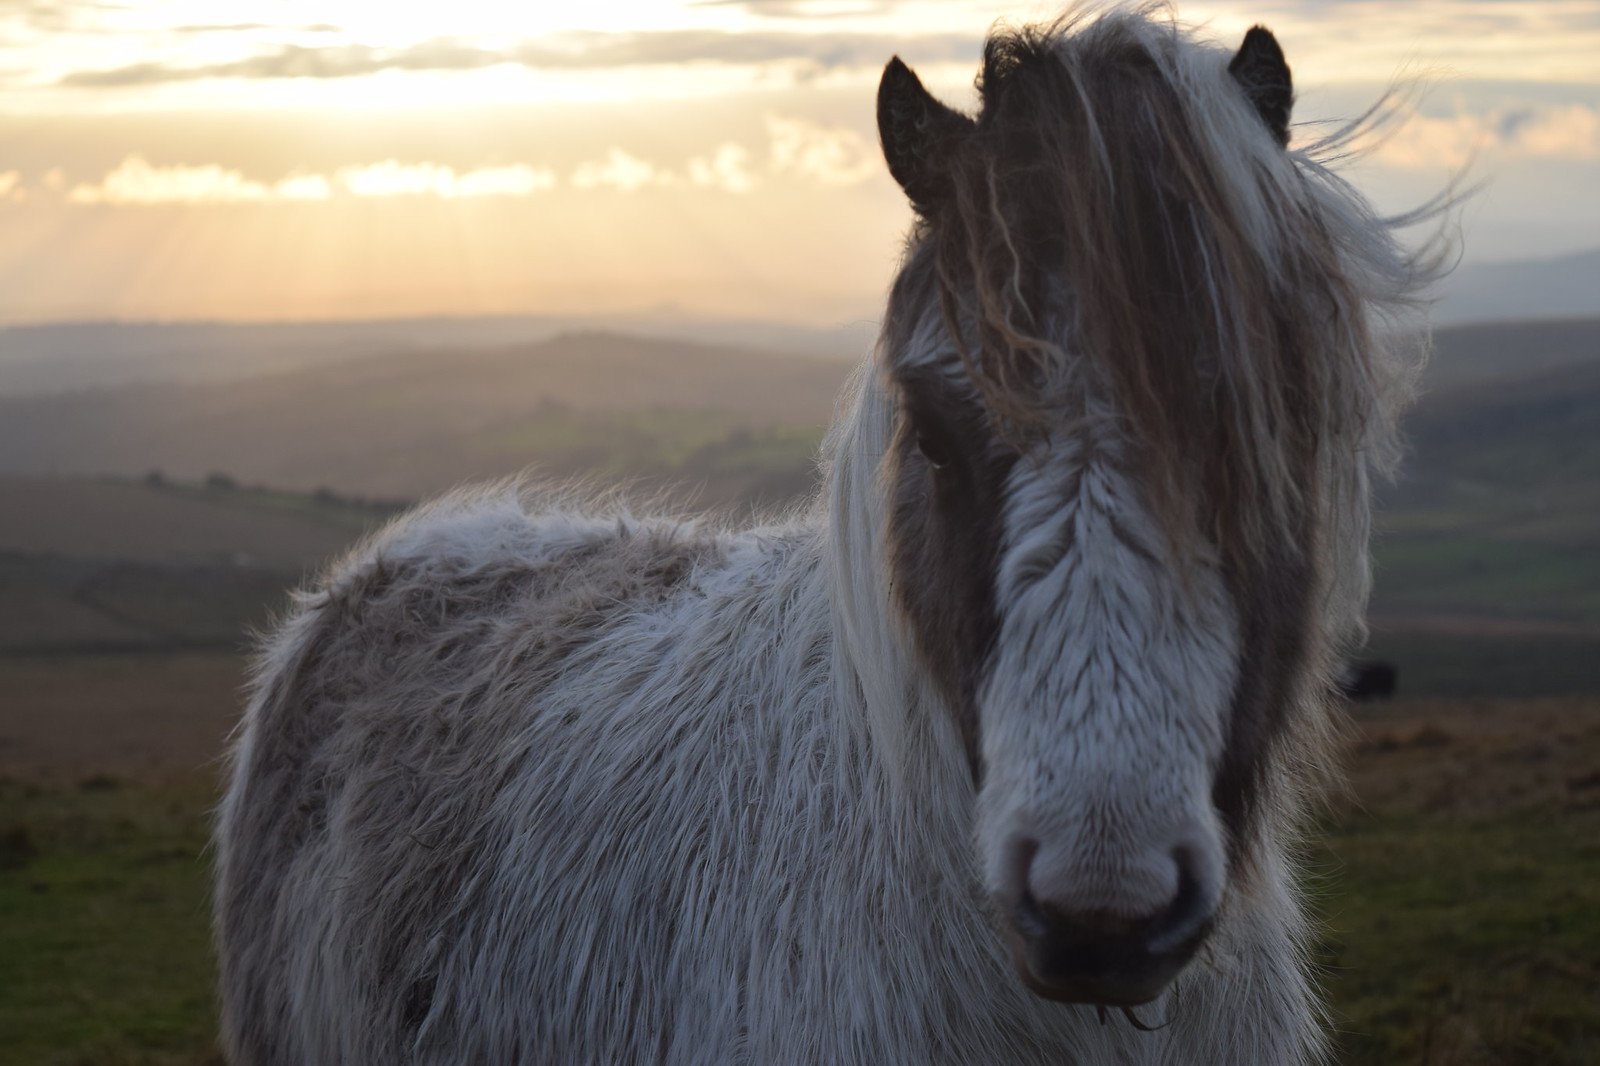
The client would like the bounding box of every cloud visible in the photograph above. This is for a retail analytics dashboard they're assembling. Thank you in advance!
[58,29,978,87]
[566,117,879,193]
[67,156,278,203]
[275,173,334,200]
[170,23,342,35]
[571,149,666,192]
[34,116,877,207]
[692,0,900,16]
[334,161,557,198]
[59,156,558,204]
[1,0,124,34]
[1369,102,1600,169]
[687,144,759,193]
[767,115,879,186]
[1506,104,1600,158]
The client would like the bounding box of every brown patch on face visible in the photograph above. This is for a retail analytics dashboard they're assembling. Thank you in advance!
[1213,532,1317,863]
[882,271,1018,780]
[1209,305,1330,860]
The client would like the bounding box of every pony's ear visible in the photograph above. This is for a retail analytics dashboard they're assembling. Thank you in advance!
[877,56,975,214]
[1228,26,1293,147]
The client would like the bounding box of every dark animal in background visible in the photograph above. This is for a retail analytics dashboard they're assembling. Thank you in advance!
[1337,660,1399,701]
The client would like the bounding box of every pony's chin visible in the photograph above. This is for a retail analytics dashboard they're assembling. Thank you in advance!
[1007,938,1189,1008]
[1014,963,1170,1008]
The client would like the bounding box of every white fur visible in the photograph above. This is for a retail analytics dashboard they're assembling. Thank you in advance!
[977,429,1236,928]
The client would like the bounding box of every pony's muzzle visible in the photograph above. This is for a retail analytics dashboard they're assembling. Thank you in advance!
[1000,839,1216,1006]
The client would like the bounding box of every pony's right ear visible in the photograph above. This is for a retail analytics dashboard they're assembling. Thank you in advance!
[877,57,975,215]
[1228,27,1293,147]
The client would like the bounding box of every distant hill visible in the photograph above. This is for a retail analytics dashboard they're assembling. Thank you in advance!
[1386,342,1600,533]
[1368,343,1600,683]
[0,478,400,655]
[1434,249,1600,326]
[0,477,396,570]
[1426,317,1600,392]
[1403,357,1600,497]
[0,330,851,506]
[0,315,873,397]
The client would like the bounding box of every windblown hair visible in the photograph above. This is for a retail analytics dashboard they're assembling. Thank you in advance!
[910,6,1442,618]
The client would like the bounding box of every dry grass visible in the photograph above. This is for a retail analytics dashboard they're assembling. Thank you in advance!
[0,654,245,786]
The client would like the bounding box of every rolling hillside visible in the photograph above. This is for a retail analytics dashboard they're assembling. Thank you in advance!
[2,317,1598,693]
[0,315,874,397]
[0,331,850,505]
[1433,249,1600,325]
[0,478,400,655]
[1424,317,1600,391]
[1364,328,1600,693]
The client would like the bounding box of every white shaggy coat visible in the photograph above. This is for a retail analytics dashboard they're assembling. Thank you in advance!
[216,476,1314,1065]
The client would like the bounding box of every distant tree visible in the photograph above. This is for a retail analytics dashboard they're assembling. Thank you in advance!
[143,469,166,487]
[312,487,343,507]
[205,472,238,492]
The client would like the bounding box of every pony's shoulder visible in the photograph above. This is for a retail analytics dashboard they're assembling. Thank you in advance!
[244,482,823,727]
[308,482,728,628]
[240,484,735,744]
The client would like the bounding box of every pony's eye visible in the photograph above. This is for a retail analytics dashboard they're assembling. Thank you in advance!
[914,429,956,471]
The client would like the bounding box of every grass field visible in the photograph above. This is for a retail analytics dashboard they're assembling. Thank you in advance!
[2,655,1598,1065]
[0,775,221,1066]
[1317,697,1600,1064]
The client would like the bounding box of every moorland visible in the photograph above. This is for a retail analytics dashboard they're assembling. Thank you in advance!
[2,316,1597,1063]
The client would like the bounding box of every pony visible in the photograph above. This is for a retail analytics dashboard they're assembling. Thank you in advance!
[214,7,1443,1063]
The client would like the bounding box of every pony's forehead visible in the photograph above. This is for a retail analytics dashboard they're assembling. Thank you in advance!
[973,10,1237,124]
[881,255,1091,412]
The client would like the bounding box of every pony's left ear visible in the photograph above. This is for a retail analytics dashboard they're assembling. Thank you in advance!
[1228,26,1293,147]
[878,56,976,214]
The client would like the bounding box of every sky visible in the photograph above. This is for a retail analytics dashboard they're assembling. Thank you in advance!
[0,0,1596,326]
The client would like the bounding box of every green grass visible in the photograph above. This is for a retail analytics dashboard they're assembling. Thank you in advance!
[473,408,744,474]
[4,697,1599,1064]
[1371,531,1600,626]
[1317,814,1600,1065]
[465,409,825,485]
[0,776,220,1066]
[0,555,296,656]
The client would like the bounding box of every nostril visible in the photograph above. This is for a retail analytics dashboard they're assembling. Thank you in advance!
[1007,837,1054,940]
[1001,835,1041,904]
[1145,848,1213,954]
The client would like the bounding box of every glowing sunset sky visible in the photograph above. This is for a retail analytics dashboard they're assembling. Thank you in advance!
[0,0,1595,325]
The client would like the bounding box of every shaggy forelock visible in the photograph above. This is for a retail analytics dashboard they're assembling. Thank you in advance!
[903,4,1436,606]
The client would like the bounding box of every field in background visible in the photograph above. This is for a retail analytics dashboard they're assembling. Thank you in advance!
[6,469,1599,699]
[2,658,1596,1065]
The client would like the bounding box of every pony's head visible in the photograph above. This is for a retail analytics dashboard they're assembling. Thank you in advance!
[868,8,1433,1008]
